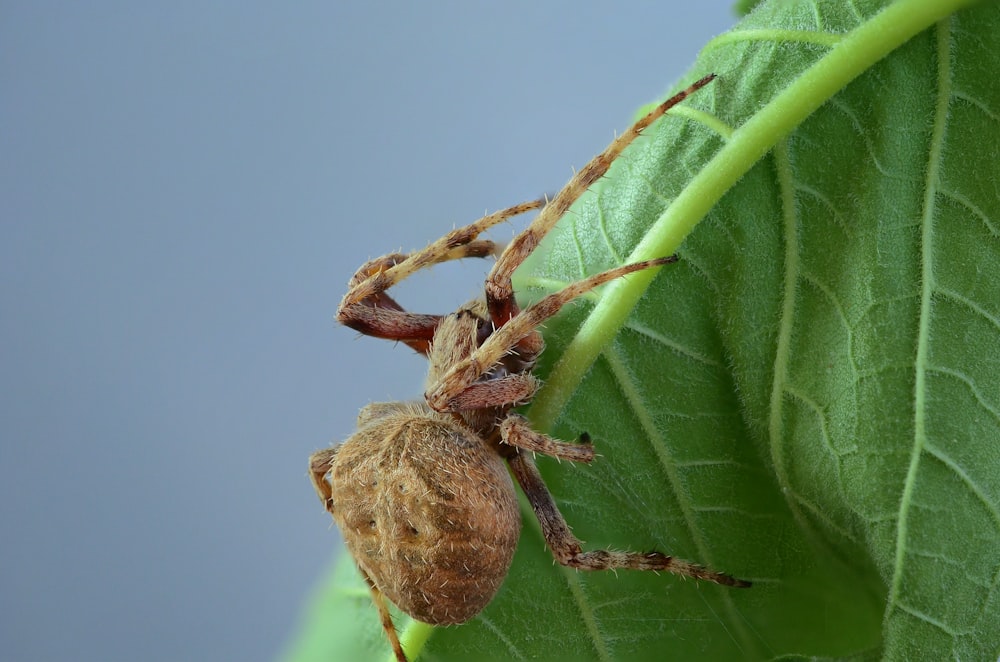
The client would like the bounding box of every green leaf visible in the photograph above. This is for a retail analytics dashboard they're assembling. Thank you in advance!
[287,0,999,659]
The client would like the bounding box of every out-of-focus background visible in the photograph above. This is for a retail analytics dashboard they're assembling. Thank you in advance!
[1,3,737,660]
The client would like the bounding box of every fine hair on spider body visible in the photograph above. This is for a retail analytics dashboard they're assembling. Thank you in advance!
[309,72,749,662]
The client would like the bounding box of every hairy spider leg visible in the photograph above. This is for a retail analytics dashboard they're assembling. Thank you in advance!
[361,567,408,662]
[483,73,716,335]
[499,413,595,463]
[508,451,751,587]
[337,253,444,354]
[337,200,545,354]
[340,199,545,309]
[310,445,411,660]
[426,256,677,411]
[308,447,338,513]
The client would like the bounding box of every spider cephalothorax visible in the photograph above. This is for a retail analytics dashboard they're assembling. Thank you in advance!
[310,73,748,662]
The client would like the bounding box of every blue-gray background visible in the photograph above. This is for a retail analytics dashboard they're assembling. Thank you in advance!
[1,3,736,660]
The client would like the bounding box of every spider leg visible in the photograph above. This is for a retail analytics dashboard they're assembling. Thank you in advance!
[336,253,443,353]
[507,451,750,587]
[337,201,545,353]
[484,74,716,330]
[311,449,409,660]
[359,567,409,662]
[439,374,541,412]
[500,413,594,463]
[308,447,339,514]
[341,199,545,310]
[338,301,442,355]
[427,256,677,411]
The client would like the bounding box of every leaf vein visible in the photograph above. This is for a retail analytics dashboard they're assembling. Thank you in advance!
[595,199,624,265]
[923,439,1000,529]
[907,549,993,590]
[602,344,758,653]
[621,321,723,367]
[475,615,527,661]
[826,97,898,179]
[568,210,588,277]
[952,89,1000,124]
[896,601,961,637]
[788,490,866,548]
[800,271,856,344]
[704,28,844,51]
[926,364,1000,424]
[935,286,1000,331]
[796,183,854,237]
[937,187,999,237]
[767,141,820,544]
[889,14,955,626]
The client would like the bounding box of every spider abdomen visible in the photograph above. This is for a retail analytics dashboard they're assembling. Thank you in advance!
[329,402,521,625]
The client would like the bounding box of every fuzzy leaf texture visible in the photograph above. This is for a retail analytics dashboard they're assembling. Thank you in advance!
[287,0,999,660]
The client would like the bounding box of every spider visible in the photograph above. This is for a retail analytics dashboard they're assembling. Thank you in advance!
[309,72,748,662]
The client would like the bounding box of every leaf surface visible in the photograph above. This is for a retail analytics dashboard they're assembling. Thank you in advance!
[287,1,1000,659]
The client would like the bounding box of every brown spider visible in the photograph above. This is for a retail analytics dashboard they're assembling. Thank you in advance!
[310,73,748,662]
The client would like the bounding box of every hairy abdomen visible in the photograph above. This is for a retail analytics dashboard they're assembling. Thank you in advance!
[329,407,521,624]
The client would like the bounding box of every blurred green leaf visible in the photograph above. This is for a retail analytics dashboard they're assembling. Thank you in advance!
[288,0,999,659]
